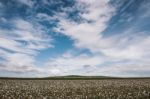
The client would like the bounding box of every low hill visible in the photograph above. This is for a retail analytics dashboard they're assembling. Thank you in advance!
[0,75,150,80]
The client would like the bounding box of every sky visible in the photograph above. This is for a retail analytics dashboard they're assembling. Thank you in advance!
[0,0,150,77]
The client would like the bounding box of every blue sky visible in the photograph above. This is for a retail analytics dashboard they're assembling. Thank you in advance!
[0,0,150,77]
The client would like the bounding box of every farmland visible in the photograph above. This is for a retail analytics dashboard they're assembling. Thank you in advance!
[0,79,150,99]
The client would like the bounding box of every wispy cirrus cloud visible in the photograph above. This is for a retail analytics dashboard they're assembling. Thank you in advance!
[0,18,53,77]
[0,18,52,55]
[54,0,115,52]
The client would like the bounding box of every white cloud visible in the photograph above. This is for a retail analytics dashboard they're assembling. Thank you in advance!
[54,0,115,53]
[100,32,150,60]
[0,18,52,54]
[94,61,150,77]
[0,51,57,77]
[46,51,104,75]
[45,49,150,77]
[14,19,33,30]
[0,52,37,74]
[36,13,54,21]
[17,0,35,7]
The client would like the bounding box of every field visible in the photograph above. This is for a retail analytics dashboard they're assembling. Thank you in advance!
[0,79,150,99]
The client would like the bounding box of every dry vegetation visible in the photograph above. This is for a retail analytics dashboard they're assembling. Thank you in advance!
[0,79,150,99]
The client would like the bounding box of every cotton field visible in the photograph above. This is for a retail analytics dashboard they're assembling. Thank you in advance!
[0,79,150,99]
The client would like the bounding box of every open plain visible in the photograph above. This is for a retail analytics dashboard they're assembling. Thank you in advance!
[0,79,150,99]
